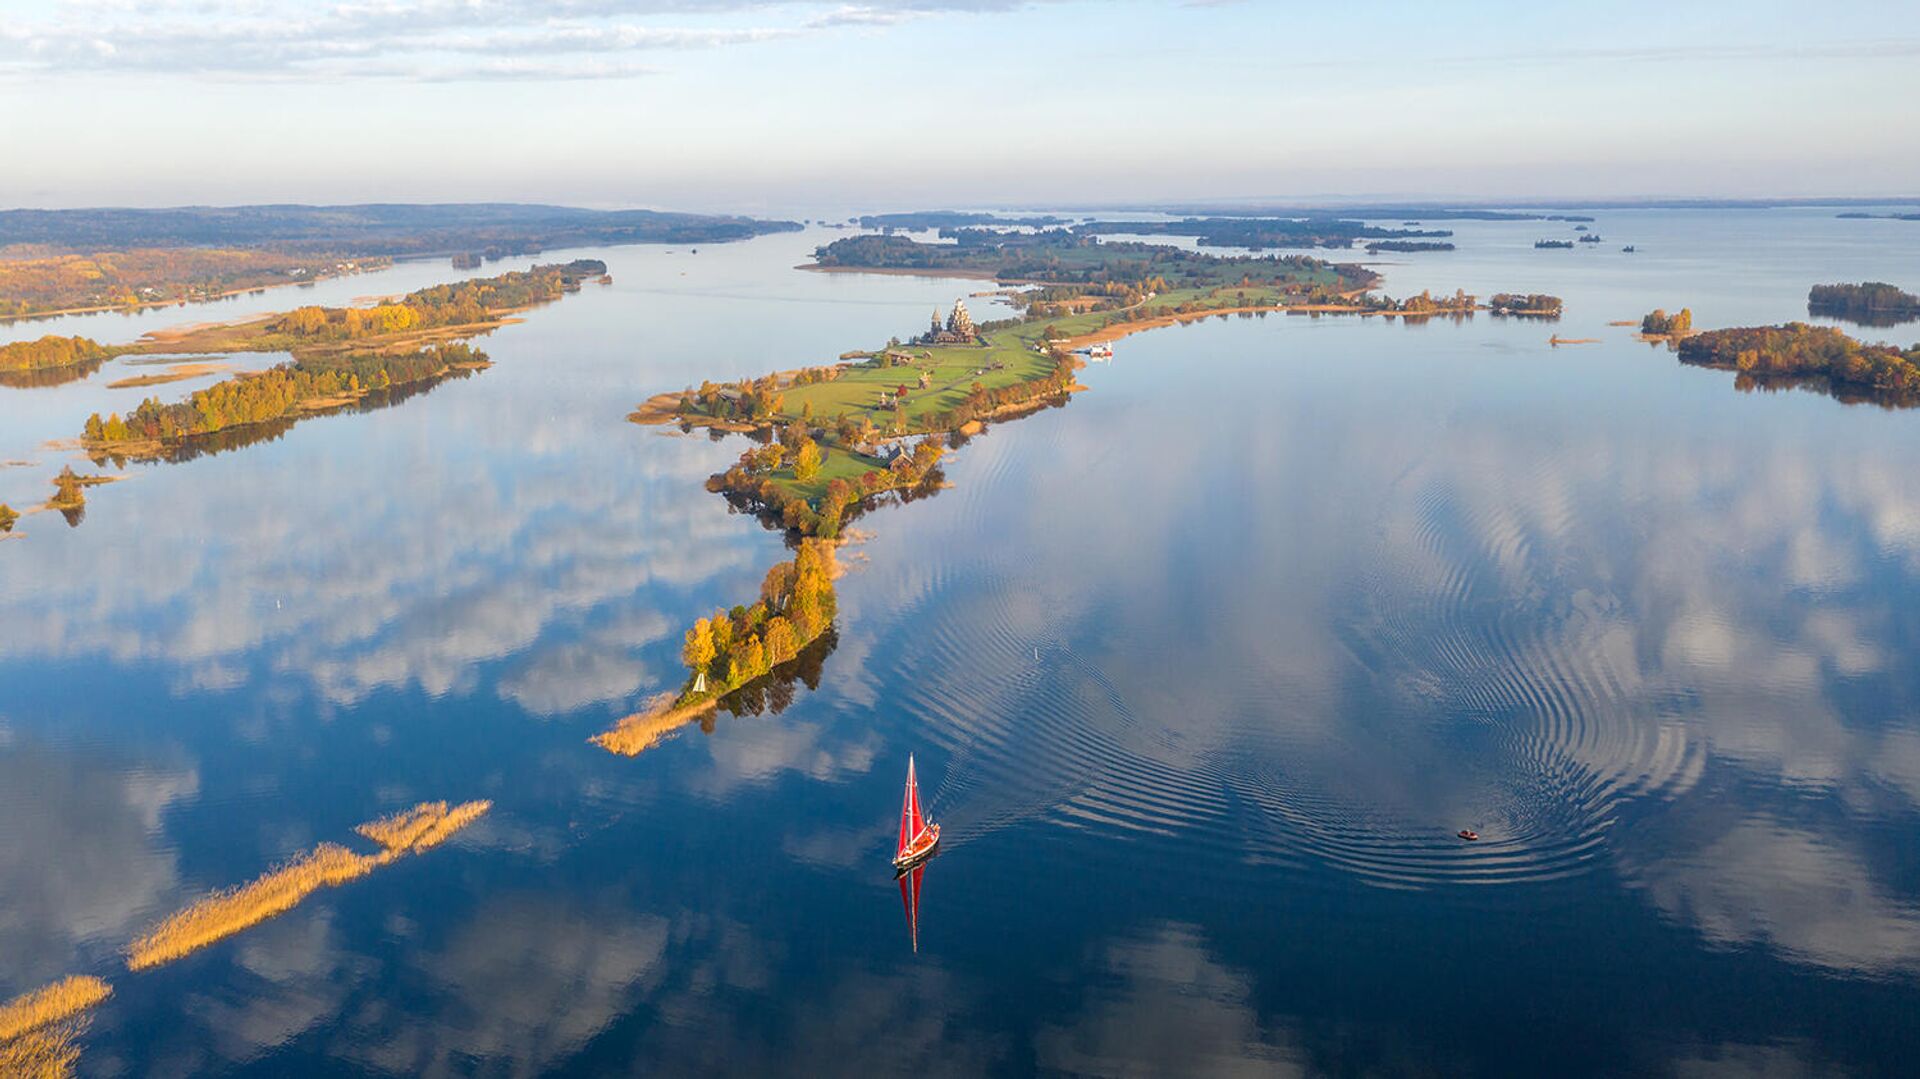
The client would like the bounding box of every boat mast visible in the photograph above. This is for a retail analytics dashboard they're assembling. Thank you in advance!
[898,755,916,856]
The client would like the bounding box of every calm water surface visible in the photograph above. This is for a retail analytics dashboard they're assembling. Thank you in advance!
[2,211,1919,1076]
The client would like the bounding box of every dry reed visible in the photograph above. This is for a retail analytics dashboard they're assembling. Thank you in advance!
[0,977,111,1043]
[0,1022,84,1079]
[357,800,491,853]
[125,800,494,971]
[591,697,713,757]
[0,976,110,1079]
[126,843,382,971]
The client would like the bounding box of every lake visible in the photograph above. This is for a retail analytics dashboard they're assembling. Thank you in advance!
[2,209,1919,1075]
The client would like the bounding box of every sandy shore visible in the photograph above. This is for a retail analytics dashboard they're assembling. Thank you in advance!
[106,362,231,389]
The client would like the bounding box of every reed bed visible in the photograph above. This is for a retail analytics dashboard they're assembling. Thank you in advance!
[356,801,452,851]
[0,976,111,1043]
[592,698,713,757]
[126,799,493,971]
[126,843,382,971]
[0,1022,84,1079]
[358,799,491,853]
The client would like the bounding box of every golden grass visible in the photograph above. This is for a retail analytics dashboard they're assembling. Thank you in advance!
[592,695,716,757]
[0,1022,84,1079]
[0,977,111,1043]
[126,843,383,971]
[356,800,492,854]
[104,362,230,389]
[126,799,493,971]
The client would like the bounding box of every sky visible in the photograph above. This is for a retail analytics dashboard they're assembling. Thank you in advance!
[1,0,1917,214]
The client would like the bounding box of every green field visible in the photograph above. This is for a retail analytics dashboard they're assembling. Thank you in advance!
[775,283,1290,430]
[765,442,892,502]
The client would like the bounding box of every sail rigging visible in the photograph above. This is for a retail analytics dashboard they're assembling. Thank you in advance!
[892,754,941,870]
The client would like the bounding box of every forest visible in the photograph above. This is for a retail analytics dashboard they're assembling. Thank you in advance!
[857,211,1070,230]
[812,233,1376,293]
[0,249,390,318]
[266,261,602,342]
[1677,323,1920,398]
[1641,308,1694,335]
[83,344,487,447]
[674,540,839,707]
[1071,217,1452,249]
[0,204,794,318]
[1807,282,1920,325]
[707,428,948,538]
[0,334,114,371]
[1365,241,1456,253]
[1488,293,1565,316]
[0,204,798,257]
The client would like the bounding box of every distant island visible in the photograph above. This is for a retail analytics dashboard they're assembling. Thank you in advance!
[856,211,1070,230]
[1364,241,1456,253]
[1488,293,1565,317]
[1115,203,1597,222]
[1677,322,1920,404]
[1807,282,1920,327]
[1534,239,1575,250]
[28,262,602,494]
[1639,308,1694,338]
[1070,218,1451,250]
[808,230,1381,291]
[0,203,797,320]
[1836,211,1920,221]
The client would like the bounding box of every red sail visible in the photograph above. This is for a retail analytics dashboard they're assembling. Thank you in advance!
[906,756,925,836]
[898,759,915,856]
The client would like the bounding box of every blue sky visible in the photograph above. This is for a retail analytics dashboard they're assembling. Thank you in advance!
[1,0,1916,212]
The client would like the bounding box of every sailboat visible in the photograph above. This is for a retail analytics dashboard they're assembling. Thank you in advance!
[892,754,941,870]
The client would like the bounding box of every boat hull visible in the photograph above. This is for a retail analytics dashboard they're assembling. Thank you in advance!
[892,824,940,870]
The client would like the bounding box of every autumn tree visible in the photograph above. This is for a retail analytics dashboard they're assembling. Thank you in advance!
[683,617,717,677]
[50,466,85,509]
[794,437,822,482]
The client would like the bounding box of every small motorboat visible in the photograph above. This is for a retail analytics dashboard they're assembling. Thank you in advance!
[1458,829,1480,842]
[893,755,941,870]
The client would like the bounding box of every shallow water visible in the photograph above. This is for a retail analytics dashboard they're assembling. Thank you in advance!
[2,211,1918,1075]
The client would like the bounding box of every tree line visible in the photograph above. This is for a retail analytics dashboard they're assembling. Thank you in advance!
[0,334,113,372]
[1488,293,1565,316]
[710,429,946,538]
[266,262,599,342]
[82,344,486,445]
[677,540,839,706]
[1807,282,1919,322]
[1678,323,1920,397]
[1641,308,1693,335]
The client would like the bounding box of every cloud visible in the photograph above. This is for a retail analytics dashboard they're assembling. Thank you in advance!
[1036,923,1306,1077]
[0,741,197,991]
[0,0,1020,81]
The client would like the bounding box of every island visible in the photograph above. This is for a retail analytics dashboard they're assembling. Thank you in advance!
[1364,241,1456,253]
[1534,239,1575,250]
[73,260,608,460]
[1677,322,1920,403]
[856,211,1070,230]
[1807,282,1920,326]
[0,335,115,378]
[1070,217,1452,250]
[0,203,798,320]
[600,234,1564,747]
[1639,308,1695,338]
[1488,293,1565,317]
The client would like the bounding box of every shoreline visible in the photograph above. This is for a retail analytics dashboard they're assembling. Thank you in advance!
[0,263,388,325]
